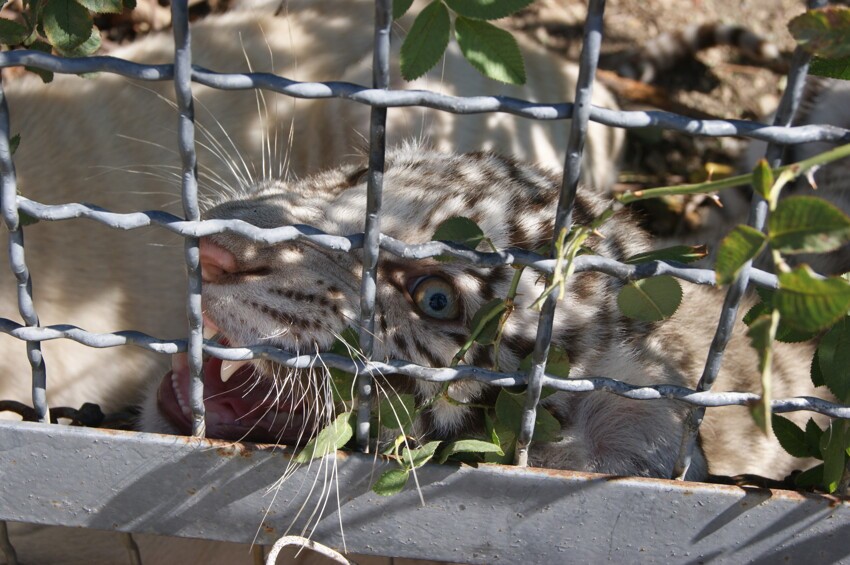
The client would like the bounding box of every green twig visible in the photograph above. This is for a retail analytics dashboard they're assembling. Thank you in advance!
[617,141,850,204]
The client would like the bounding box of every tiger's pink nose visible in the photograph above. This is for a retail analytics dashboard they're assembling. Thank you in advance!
[199,238,238,284]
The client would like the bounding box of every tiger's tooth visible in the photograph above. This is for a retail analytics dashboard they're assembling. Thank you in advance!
[220,360,247,383]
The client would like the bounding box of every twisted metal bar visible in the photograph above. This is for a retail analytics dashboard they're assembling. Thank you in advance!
[0,82,47,424]
[0,51,846,146]
[355,0,392,452]
[515,0,607,468]
[171,0,205,437]
[672,0,830,479]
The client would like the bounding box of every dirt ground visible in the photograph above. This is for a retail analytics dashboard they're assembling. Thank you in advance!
[503,0,813,235]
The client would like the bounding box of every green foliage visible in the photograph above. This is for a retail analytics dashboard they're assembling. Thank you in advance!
[372,468,410,496]
[715,225,767,285]
[768,196,850,255]
[751,159,775,201]
[396,0,529,84]
[775,266,850,333]
[0,0,137,81]
[790,6,850,81]
[393,0,416,19]
[0,19,29,45]
[495,388,561,443]
[444,0,534,20]
[772,415,817,458]
[789,6,850,60]
[617,276,683,322]
[377,394,416,433]
[743,289,818,343]
[809,56,850,81]
[292,411,354,464]
[328,327,362,404]
[625,244,708,265]
[400,0,451,81]
[454,16,525,84]
[819,421,848,493]
[437,438,503,463]
[432,215,491,262]
[815,318,850,402]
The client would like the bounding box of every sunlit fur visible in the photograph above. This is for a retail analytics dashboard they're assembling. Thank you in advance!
[131,143,826,482]
[0,0,621,420]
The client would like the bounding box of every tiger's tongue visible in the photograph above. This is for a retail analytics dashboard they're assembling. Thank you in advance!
[157,351,309,445]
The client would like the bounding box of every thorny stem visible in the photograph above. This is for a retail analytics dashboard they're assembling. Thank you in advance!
[617,141,850,204]
[492,265,526,370]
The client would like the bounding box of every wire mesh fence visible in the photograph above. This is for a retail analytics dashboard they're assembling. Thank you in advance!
[1,0,850,560]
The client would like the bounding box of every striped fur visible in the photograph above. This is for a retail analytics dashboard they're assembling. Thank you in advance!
[139,145,825,480]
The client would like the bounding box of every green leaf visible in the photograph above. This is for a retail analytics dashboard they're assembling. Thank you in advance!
[9,134,20,156]
[401,440,442,469]
[794,463,824,489]
[747,312,777,436]
[545,345,570,379]
[789,6,850,59]
[53,23,100,56]
[454,16,526,84]
[617,276,683,322]
[292,411,354,464]
[437,438,504,463]
[0,19,30,45]
[494,389,560,443]
[75,0,122,13]
[810,55,850,81]
[751,159,775,201]
[805,418,825,460]
[775,265,850,332]
[378,393,416,432]
[467,297,506,345]
[745,289,818,343]
[42,0,93,50]
[819,422,847,493]
[400,0,450,81]
[444,0,534,20]
[772,414,815,458]
[372,468,410,496]
[25,40,54,83]
[625,244,708,265]
[519,347,570,380]
[816,318,850,402]
[121,0,135,9]
[329,327,362,403]
[393,0,415,19]
[768,196,850,254]
[811,347,825,388]
[715,225,767,285]
[432,216,486,250]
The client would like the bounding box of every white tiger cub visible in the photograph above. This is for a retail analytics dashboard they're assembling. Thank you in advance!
[0,0,621,418]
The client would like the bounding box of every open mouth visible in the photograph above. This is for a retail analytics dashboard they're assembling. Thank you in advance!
[157,329,312,445]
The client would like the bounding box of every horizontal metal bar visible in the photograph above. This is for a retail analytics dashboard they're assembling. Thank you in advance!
[0,51,848,145]
[1,422,848,564]
[16,197,780,288]
[1,319,847,418]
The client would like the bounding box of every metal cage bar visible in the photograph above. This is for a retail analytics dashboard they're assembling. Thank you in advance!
[0,0,849,560]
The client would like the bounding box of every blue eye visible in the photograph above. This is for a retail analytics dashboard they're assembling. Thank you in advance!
[411,276,460,320]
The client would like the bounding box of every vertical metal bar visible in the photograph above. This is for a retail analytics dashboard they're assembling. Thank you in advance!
[0,521,18,565]
[514,0,606,467]
[0,81,48,424]
[355,0,392,452]
[673,0,826,479]
[171,0,205,437]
